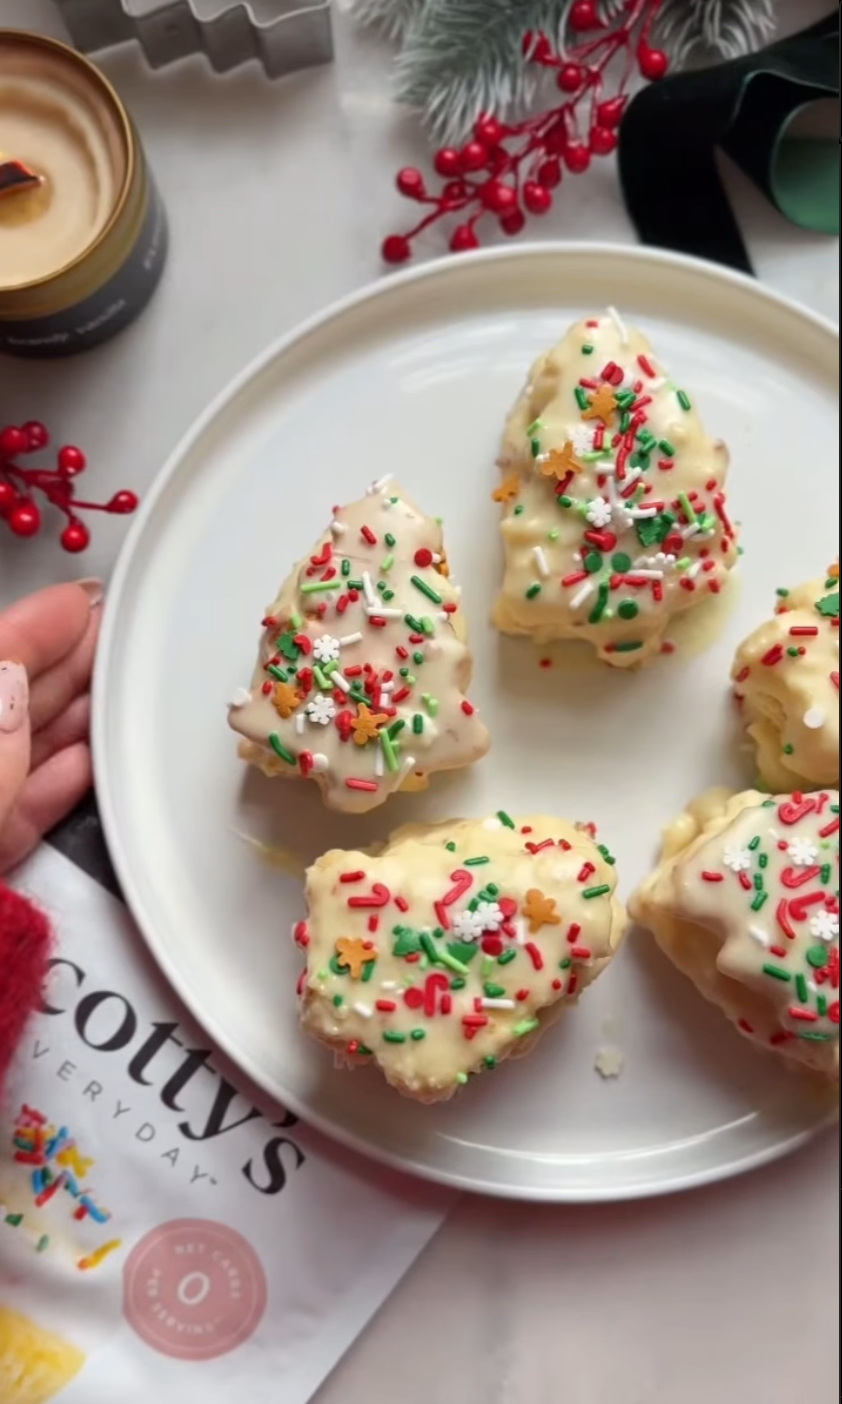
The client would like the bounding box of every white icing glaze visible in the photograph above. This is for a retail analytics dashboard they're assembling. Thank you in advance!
[492,313,736,667]
[630,788,839,1078]
[297,814,626,1101]
[228,480,489,813]
[732,565,839,790]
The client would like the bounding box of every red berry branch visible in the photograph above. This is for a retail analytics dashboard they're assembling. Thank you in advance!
[381,0,668,263]
[0,422,139,553]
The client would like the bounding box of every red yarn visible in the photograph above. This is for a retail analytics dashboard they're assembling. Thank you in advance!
[0,882,53,1089]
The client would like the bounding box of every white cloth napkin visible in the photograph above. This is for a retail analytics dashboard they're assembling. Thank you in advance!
[1,845,453,1402]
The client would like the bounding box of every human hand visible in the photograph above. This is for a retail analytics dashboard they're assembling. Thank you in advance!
[0,580,102,873]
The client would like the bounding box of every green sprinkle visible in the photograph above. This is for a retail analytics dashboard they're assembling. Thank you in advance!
[383,1030,407,1044]
[381,553,394,572]
[751,892,768,911]
[618,600,638,620]
[817,995,828,1017]
[798,1031,831,1042]
[268,733,295,765]
[583,884,610,899]
[300,578,338,594]
[312,664,331,690]
[438,948,471,975]
[762,963,791,981]
[413,651,425,665]
[676,389,692,410]
[347,578,363,589]
[548,528,560,541]
[455,1072,469,1084]
[615,390,636,410]
[380,729,399,772]
[449,977,467,990]
[411,574,442,604]
[795,973,809,1003]
[483,1055,497,1069]
[384,532,396,547]
[513,503,525,515]
[557,494,573,508]
[787,646,800,658]
[361,959,376,982]
[677,491,697,524]
[410,1028,426,1041]
[36,1234,50,1252]
[583,551,603,574]
[530,439,541,458]
[597,844,616,866]
[589,582,609,624]
[782,744,795,755]
[820,863,832,884]
[513,1018,540,1037]
[266,664,288,682]
[610,641,643,653]
[289,612,303,629]
[658,439,675,456]
[559,958,572,970]
[526,417,543,435]
[497,810,515,828]
[404,612,424,632]
[629,449,650,470]
[341,558,351,577]
[5,1213,23,1226]
[619,410,631,434]
[419,616,435,636]
[484,983,507,998]
[420,932,439,962]
[806,945,829,968]
[388,719,405,738]
[752,873,763,891]
[526,583,542,599]
[412,714,424,734]
[332,994,343,1007]
[611,552,632,572]
[465,856,490,866]
[581,344,594,354]
[574,386,590,411]
[498,949,517,966]
[445,840,456,852]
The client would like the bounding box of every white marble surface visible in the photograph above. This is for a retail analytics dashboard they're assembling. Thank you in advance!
[1,2,838,1400]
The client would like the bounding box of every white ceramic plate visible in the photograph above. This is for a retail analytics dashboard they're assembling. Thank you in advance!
[94,244,839,1201]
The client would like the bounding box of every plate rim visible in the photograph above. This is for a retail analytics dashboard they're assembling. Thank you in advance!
[92,241,840,1202]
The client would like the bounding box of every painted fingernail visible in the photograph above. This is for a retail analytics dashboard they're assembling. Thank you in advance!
[0,661,29,733]
[76,578,105,608]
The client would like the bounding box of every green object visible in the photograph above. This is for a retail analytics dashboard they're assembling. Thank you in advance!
[619,14,839,273]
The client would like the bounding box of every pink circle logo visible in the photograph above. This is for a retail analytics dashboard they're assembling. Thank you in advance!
[123,1219,268,1361]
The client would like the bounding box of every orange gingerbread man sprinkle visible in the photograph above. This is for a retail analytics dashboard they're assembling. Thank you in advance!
[582,383,618,426]
[351,702,390,747]
[271,681,303,719]
[492,472,521,504]
[539,441,581,479]
[335,936,376,978]
[522,888,562,933]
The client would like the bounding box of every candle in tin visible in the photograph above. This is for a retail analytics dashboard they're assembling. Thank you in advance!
[0,30,167,357]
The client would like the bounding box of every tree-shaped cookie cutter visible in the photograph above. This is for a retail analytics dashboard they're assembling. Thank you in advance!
[54,0,333,79]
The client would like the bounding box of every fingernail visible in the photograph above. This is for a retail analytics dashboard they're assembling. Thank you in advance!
[76,578,105,608]
[0,661,29,733]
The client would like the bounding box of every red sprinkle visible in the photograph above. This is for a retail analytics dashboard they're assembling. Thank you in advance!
[701,871,724,882]
[637,354,656,377]
[414,547,433,567]
[577,861,595,883]
[392,686,411,703]
[345,778,379,792]
[461,700,475,716]
[790,625,818,637]
[525,942,544,971]
[566,923,581,944]
[515,989,529,1002]
[360,525,377,545]
[562,570,588,587]
[525,838,554,854]
[567,974,578,997]
[340,869,365,885]
[368,915,379,932]
[570,946,592,959]
[761,643,784,666]
[737,1018,754,1034]
[394,895,409,912]
[376,999,397,1012]
[789,1006,818,1022]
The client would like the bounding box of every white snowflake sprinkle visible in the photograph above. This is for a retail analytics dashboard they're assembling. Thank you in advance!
[305,693,336,725]
[451,908,487,941]
[312,634,340,663]
[568,423,594,455]
[809,910,839,943]
[474,900,504,932]
[723,846,752,873]
[585,497,612,528]
[788,837,818,868]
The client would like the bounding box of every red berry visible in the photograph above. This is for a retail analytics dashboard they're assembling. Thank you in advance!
[500,209,525,236]
[434,147,461,178]
[22,420,49,451]
[0,425,28,457]
[57,444,87,476]
[569,0,599,31]
[537,157,562,189]
[596,96,627,128]
[564,143,591,174]
[523,181,552,215]
[474,114,504,146]
[557,64,584,93]
[487,146,509,176]
[0,481,18,511]
[590,126,617,156]
[106,490,139,514]
[459,140,488,173]
[381,234,411,264]
[396,166,425,198]
[449,224,479,253]
[544,118,568,155]
[60,521,91,552]
[522,31,553,63]
[8,500,41,536]
[442,179,468,201]
[637,44,668,80]
[481,180,517,214]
